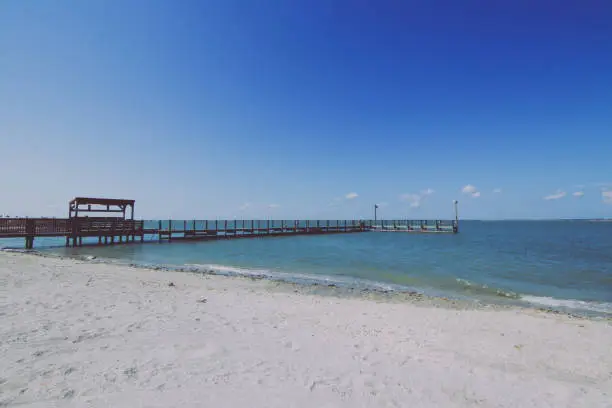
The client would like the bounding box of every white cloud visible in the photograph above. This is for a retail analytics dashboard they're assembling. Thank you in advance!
[399,188,435,208]
[461,184,480,198]
[493,188,502,193]
[544,190,567,200]
[602,191,612,204]
[462,184,477,194]
[238,202,251,211]
[572,191,584,198]
[345,192,359,200]
[267,204,280,209]
[421,188,435,196]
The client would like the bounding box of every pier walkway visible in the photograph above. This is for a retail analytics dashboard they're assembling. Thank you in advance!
[0,197,458,249]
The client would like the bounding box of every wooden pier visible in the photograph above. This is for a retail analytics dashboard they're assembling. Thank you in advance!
[371,219,458,233]
[0,197,459,249]
[0,218,145,249]
[152,219,369,243]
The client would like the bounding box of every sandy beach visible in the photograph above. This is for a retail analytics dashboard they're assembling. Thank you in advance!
[1,252,611,407]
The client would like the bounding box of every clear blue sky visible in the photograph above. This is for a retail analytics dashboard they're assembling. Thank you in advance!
[1,1,611,220]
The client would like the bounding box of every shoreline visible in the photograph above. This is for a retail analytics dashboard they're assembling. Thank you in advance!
[2,251,611,407]
[5,248,611,319]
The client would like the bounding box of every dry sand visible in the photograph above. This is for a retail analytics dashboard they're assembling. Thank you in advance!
[1,252,611,407]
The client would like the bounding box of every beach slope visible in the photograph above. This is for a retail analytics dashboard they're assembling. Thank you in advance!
[1,252,610,407]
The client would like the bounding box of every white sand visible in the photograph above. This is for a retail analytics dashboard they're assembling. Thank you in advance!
[1,252,611,408]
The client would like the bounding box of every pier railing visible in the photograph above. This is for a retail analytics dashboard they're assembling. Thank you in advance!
[0,218,73,237]
[1,218,457,249]
[146,219,369,240]
[372,219,457,232]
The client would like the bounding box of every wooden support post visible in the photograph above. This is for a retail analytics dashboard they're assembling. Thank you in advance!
[168,220,172,241]
[98,236,102,244]
[306,220,310,232]
[267,219,270,234]
[24,218,34,250]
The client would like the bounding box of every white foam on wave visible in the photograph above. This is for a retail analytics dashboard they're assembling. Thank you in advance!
[185,263,409,293]
[521,295,612,314]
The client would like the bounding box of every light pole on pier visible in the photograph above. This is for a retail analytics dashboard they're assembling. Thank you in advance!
[453,200,459,233]
[374,204,379,225]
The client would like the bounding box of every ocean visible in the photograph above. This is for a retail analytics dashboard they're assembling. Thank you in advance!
[2,220,611,316]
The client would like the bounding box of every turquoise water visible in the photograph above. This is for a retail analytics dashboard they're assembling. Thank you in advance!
[2,221,612,315]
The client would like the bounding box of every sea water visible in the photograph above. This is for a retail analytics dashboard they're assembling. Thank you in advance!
[2,220,611,315]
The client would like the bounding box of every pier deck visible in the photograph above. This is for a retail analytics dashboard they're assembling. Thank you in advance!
[0,196,458,249]
[0,218,457,249]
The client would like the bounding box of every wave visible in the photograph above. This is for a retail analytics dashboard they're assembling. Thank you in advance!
[180,266,612,315]
[454,278,612,315]
[7,249,610,316]
[185,263,416,293]
[521,295,612,314]
[455,278,520,299]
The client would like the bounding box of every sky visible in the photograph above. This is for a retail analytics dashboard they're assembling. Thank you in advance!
[1,0,611,220]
